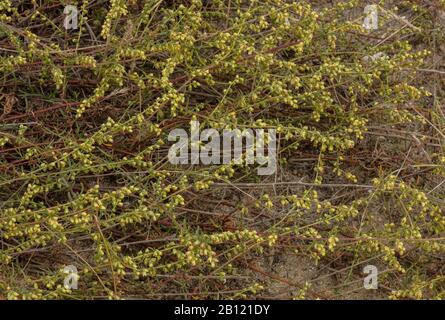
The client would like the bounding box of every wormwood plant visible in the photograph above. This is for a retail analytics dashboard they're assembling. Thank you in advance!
[0,0,444,299]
